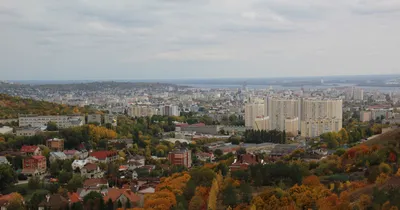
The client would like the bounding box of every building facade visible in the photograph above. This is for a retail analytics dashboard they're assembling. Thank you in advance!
[160,105,179,116]
[244,103,265,128]
[284,117,299,136]
[47,138,64,151]
[16,127,41,136]
[19,115,84,128]
[22,155,47,176]
[168,149,192,168]
[253,117,270,131]
[300,99,342,121]
[300,118,342,137]
[87,114,102,125]
[266,98,300,131]
[130,106,156,117]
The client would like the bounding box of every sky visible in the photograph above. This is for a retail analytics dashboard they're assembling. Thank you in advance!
[1,0,400,80]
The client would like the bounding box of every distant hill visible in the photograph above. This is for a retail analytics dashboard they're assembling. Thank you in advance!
[0,94,96,119]
[364,128,400,147]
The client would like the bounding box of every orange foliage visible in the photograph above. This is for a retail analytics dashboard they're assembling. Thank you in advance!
[234,203,249,210]
[144,190,177,210]
[388,152,397,162]
[302,175,321,187]
[156,172,191,195]
[346,145,370,159]
[88,124,117,142]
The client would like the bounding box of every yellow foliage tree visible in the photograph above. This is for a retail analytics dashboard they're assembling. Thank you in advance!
[144,190,177,210]
[357,194,372,210]
[376,173,389,185]
[8,193,24,210]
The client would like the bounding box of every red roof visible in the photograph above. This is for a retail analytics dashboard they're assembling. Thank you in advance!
[83,163,98,172]
[21,145,39,153]
[83,178,108,188]
[103,189,140,203]
[67,192,81,203]
[89,151,117,160]
[31,155,45,160]
[0,194,13,206]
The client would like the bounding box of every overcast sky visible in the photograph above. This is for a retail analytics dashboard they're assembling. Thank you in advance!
[1,0,400,80]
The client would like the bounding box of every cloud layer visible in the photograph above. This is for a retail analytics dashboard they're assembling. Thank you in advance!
[1,0,400,80]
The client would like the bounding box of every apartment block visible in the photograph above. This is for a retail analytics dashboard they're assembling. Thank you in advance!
[253,117,270,131]
[300,99,342,121]
[244,103,265,128]
[47,138,64,151]
[266,97,300,131]
[18,115,84,128]
[87,114,102,125]
[22,155,47,176]
[130,106,156,117]
[284,117,299,136]
[160,105,180,116]
[300,118,342,137]
[104,114,117,126]
[168,149,192,168]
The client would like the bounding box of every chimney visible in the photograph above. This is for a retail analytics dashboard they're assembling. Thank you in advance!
[46,194,50,203]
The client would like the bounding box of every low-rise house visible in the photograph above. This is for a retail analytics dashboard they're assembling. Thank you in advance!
[63,150,81,159]
[38,194,68,210]
[0,156,11,165]
[83,178,109,189]
[230,154,262,171]
[47,138,64,151]
[127,155,145,170]
[81,163,103,179]
[103,189,140,209]
[22,155,46,176]
[16,127,41,137]
[0,126,13,134]
[89,151,118,163]
[21,145,41,156]
[196,152,214,162]
[49,152,67,163]
[72,159,88,171]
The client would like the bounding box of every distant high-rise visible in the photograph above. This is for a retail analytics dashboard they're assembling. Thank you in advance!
[300,98,342,121]
[244,103,265,128]
[130,106,156,117]
[160,105,180,116]
[353,88,364,101]
[253,117,269,131]
[266,97,300,131]
[300,118,342,138]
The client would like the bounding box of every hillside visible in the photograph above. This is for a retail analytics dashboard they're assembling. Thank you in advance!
[0,94,96,119]
[364,128,400,147]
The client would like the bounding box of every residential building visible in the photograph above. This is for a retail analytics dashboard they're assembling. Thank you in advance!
[21,145,41,156]
[127,155,145,171]
[130,106,156,117]
[38,194,69,210]
[22,155,47,176]
[49,152,67,163]
[89,151,118,163]
[353,88,364,101]
[300,98,342,121]
[104,114,117,127]
[0,156,11,165]
[253,117,269,130]
[196,152,214,162]
[0,126,13,134]
[87,114,102,125]
[47,138,64,151]
[63,150,81,159]
[266,97,300,131]
[360,111,372,122]
[83,178,109,189]
[160,105,179,116]
[168,149,192,168]
[244,103,265,128]
[18,115,84,128]
[284,117,299,136]
[72,159,89,170]
[300,118,342,137]
[16,127,41,136]
[230,154,262,171]
[81,163,103,179]
[103,188,140,209]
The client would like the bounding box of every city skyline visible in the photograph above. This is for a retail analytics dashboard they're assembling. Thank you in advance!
[1,0,400,80]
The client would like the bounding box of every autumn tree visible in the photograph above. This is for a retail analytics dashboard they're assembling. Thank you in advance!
[338,128,349,145]
[189,195,205,210]
[144,190,177,210]
[7,193,24,210]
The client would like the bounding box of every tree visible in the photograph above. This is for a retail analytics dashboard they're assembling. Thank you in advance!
[67,174,84,192]
[107,198,114,210]
[72,202,84,210]
[117,200,123,208]
[223,183,237,207]
[189,195,205,210]
[0,164,16,191]
[7,193,24,210]
[28,176,41,190]
[240,182,252,203]
[338,128,349,145]
[189,167,216,187]
[46,121,58,131]
[236,148,246,155]
[213,149,223,157]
